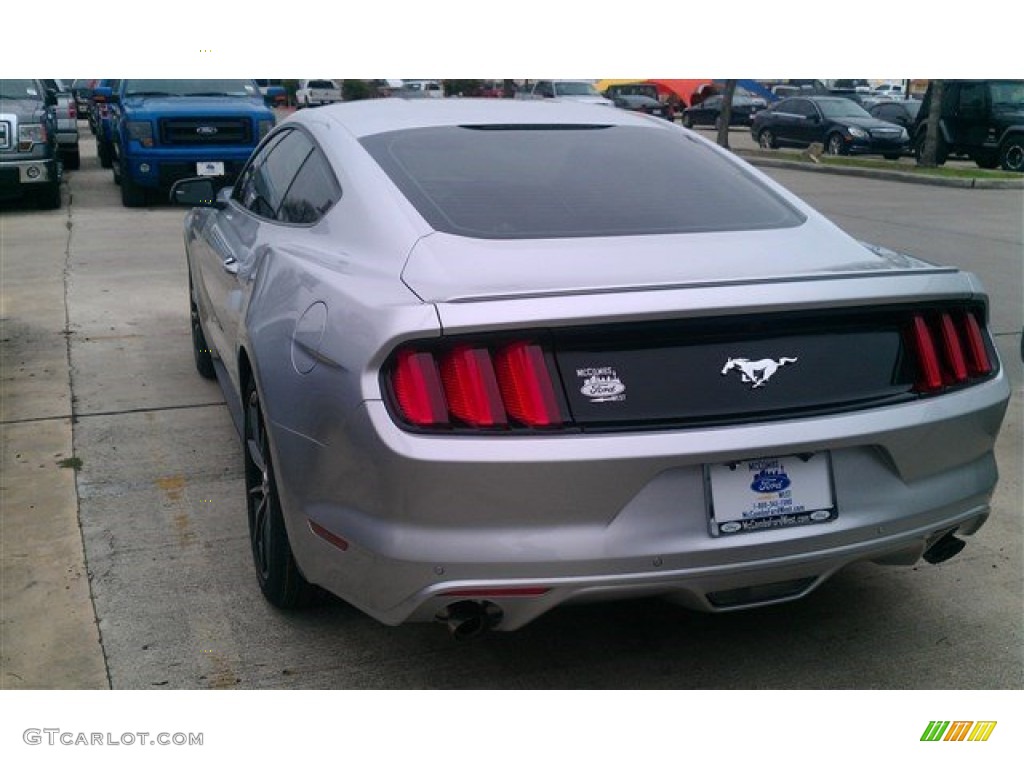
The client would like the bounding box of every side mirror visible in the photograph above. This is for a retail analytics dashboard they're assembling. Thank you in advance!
[170,177,220,207]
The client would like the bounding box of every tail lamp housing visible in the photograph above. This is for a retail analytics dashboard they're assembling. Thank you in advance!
[907,307,994,394]
[388,339,566,432]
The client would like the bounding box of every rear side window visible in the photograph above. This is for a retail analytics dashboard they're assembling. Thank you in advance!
[361,124,804,239]
[279,150,342,224]
[240,129,314,218]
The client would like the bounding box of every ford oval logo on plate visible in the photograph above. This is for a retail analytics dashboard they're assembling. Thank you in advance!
[810,510,832,521]
[750,468,791,493]
[720,522,742,533]
[196,125,218,136]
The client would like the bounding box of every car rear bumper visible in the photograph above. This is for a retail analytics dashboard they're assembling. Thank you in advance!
[278,370,1009,630]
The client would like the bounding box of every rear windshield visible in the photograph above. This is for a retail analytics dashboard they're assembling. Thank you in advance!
[361,124,805,239]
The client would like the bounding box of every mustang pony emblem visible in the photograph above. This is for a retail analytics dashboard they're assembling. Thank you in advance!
[721,357,798,388]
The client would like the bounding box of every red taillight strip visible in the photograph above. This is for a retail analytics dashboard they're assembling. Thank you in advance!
[393,349,449,427]
[910,315,943,392]
[960,311,993,377]
[493,342,563,427]
[938,312,968,384]
[440,346,508,428]
[909,309,994,395]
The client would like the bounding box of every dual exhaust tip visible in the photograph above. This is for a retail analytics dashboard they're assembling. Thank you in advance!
[435,531,966,638]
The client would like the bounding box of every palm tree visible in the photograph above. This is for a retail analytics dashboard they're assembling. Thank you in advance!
[917,80,946,167]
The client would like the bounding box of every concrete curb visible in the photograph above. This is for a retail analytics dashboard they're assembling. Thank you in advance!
[736,152,1024,189]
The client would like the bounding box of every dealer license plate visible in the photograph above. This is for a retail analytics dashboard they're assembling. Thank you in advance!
[196,161,225,177]
[707,453,836,536]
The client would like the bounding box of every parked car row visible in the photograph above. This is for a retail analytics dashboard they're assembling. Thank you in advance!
[747,80,1024,170]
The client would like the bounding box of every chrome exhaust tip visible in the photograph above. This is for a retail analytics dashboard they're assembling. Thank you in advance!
[437,600,503,640]
[923,530,966,565]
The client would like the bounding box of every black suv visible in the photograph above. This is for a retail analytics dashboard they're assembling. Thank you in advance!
[911,80,1024,172]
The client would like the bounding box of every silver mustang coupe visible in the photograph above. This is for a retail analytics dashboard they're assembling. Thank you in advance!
[172,99,1009,637]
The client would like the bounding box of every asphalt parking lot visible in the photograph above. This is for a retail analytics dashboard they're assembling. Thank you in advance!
[2,123,1021,690]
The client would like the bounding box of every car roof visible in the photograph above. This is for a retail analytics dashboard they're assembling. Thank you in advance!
[301,98,671,138]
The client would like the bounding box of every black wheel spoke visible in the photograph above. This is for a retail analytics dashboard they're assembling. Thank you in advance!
[242,383,309,607]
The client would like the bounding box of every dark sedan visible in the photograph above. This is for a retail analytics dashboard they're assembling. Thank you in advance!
[610,94,673,120]
[751,96,909,159]
[868,99,922,131]
[682,93,766,129]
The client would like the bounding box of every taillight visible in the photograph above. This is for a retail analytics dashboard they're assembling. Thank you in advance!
[937,312,967,384]
[392,349,448,427]
[388,340,565,431]
[493,342,561,427]
[440,346,507,428]
[909,315,942,392]
[908,308,994,394]
[960,311,993,377]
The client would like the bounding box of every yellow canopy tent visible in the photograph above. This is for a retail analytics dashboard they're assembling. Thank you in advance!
[595,79,716,106]
[595,79,645,92]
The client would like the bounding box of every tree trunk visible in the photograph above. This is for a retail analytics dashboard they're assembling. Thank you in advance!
[918,80,945,167]
[716,80,738,149]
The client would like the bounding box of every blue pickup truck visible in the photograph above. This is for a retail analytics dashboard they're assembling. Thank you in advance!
[96,79,275,207]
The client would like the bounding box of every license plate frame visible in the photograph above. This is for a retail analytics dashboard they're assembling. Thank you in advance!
[705,453,836,536]
[196,161,225,177]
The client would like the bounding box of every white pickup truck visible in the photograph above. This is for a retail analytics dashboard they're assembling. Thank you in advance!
[295,80,343,108]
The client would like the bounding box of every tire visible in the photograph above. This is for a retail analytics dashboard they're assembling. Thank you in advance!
[999,137,1024,173]
[189,276,216,380]
[98,140,112,169]
[119,157,147,207]
[111,143,121,185]
[63,148,81,171]
[244,380,311,609]
[883,153,901,161]
[682,113,693,128]
[758,129,777,149]
[825,133,847,156]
